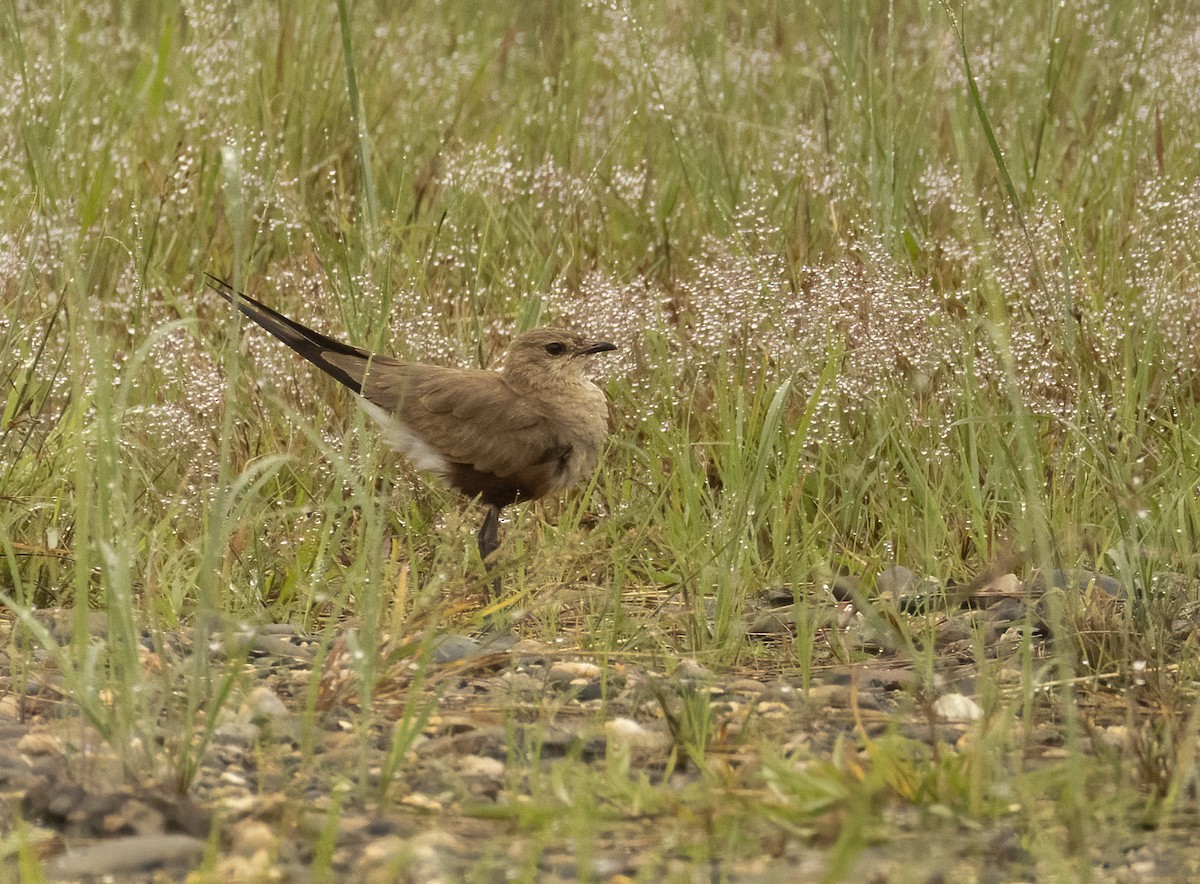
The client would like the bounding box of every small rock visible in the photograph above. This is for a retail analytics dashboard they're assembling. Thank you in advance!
[260,622,302,635]
[876,565,918,599]
[400,793,442,813]
[49,834,206,878]
[574,681,604,701]
[1029,568,1126,599]
[862,668,919,691]
[764,585,796,607]
[215,850,277,882]
[417,726,507,759]
[408,831,464,879]
[935,618,973,648]
[230,819,278,857]
[547,662,605,699]
[17,732,62,758]
[829,574,862,601]
[548,661,602,681]
[982,573,1022,595]
[748,611,793,635]
[431,634,481,664]
[243,686,289,722]
[251,633,316,659]
[933,692,982,722]
[1098,725,1129,751]
[359,835,406,868]
[674,659,712,681]
[477,631,518,653]
[213,720,258,747]
[458,755,505,779]
[984,597,1027,625]
[762,681,798,703]
[604,718,670,751]
[805,684,849,707]
[754,700,791,718]
[878,565,942,612]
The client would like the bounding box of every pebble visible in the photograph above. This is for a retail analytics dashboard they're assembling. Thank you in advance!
[213,720,259,747]
[431,634,481,664]
[747,611,793,635]
[674,659,712,680]
[546,661,605,700]
[400,793,443,812]
[1029,568,1126,598]
[548,661,602,681]
[49,834,206,878]
[458,754,505,779]
[984,597,1027,625]
[876,565,919,599]
[754,700,791,718]
[417,727,507,759]
[215,849,277,882]
[829,574,862,600]
[804,684,860,709]
[983,573,1022,595]
[935,618,973,648]
[251,633,316,659]
[604,717,670,750]
[359,835,406,868]
[764,585,796,606]
[230,819,278,857]
[1099,725,1129,750]
[17,732,62,758]
[243,686,289,722]
[933,693,982,722]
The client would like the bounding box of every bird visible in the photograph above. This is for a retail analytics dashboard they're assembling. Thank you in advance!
[204,275,616,594]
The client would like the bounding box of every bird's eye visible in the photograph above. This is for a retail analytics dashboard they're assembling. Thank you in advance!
[544,342,567,356]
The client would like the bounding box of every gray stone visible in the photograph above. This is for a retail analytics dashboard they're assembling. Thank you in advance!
[431,634,481,664]
[49,834,206,878]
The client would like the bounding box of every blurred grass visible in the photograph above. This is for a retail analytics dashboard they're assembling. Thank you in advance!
[2,0,1200,876]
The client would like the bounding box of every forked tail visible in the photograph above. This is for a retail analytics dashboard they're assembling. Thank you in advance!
[205,274,370,394]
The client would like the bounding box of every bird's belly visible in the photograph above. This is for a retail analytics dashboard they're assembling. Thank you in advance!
[447,461,564,509]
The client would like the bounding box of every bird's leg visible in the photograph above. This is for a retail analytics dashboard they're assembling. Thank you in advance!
[477,505,502,596]
[477,505,501,560]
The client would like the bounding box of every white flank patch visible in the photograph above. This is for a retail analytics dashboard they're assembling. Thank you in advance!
[358,399,449,474]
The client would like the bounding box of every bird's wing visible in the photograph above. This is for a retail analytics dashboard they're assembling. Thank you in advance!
[362,364,567,478]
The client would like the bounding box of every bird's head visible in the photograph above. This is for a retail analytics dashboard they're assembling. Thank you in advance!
[500,328,617,389]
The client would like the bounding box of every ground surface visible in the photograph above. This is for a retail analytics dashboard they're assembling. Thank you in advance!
[5,566,1200,881]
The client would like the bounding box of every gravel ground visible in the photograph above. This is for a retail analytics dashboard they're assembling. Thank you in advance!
[3,566,1199,881]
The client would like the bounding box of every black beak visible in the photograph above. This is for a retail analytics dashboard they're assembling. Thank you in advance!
[580,341,617,355]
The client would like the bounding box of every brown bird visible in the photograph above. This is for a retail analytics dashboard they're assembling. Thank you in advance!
[205,276,616,592]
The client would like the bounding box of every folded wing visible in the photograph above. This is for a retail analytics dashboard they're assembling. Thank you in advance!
[360,364,568,480]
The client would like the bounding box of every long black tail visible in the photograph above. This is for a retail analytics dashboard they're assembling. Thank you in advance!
[205,274,369,395]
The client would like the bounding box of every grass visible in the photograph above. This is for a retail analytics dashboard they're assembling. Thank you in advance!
[3,0,1200,878]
